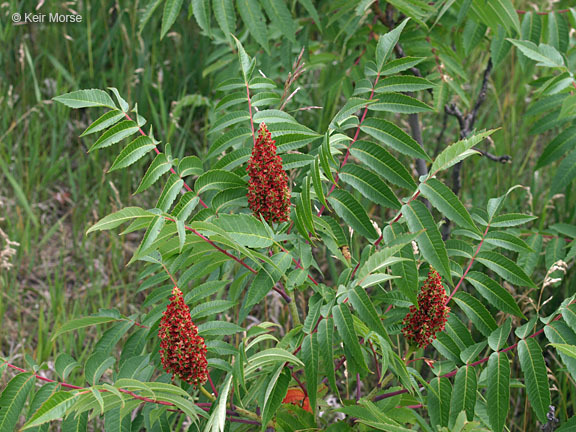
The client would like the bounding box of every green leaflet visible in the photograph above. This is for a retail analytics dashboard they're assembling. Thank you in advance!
[89,120,140,152]
[402,200,452,283]
[375,18,409,72]
[518,339,550,423]
[332,304,369,374]
[486,352,510,432]
[109,136,156,172]
[301,333,319,414]
[261,366,291,431]
[419,178,479,234]
[237,0,269,53]
[160,0,184,39]
[51,316,124,341]
[465,271,524,318]
[368,93,433,114]
[427,377,452,429]
[136,153,173,193]
[360,117,431,161]
[327,189,378,241]
[449,367,477,425]
[475,251,537,288]
[452,292,497,336]
[22,391,79,430]
[0,373,36,431]
[53,89,116,109]
[428,130,495,176]
[214,214,273,248]
[213,0,236,43]
[351,140,417,190]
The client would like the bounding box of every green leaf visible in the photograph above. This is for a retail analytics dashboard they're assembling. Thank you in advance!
[485,231,534,253]
[192,0,212,34]
[402,200,451,283]
[160,0,184,38]
[375,76,435,93]
[318,317,338,396]
[136,153,173,193]
[246,348,304,373]
[327,190,378,241]
[548,343,576,359]
[298,0,321,29]
[0,373,36,432]
[209,111,250,134]
[301,333,319,414]
[52,316,123,340]
[213,0,236,42]
[22,391,78,430]
[262,0,296,43]
[562,304,576,333]
[449,367,477,425]
[80,110,125,137]
[360,118,430,161]
[237,0,269,51]
[214,214,273,248]
[89,120,140,152]
[429,130,494,176]
[55,353,81,380]
[420,178,479,234]
[465,271,524,318]
[545,322,576,381]
[198,321,244,336]
[332,304,369,374]
[490,213,537,227]
[379,57,425,75]
[486,352,510,432]
[339,164,400,210]
[488,318,512,351]
[452,292,498,336]
[195,169,245,194]
[312,157,328,209]
[178,156,203,177]
[508,39,564,68]
[551,149,576,196]
[369,93,433,114]
[109,136,156,172]
[475,251,537,288]
[351,140,416,190]
[85,351,116,385]
[471,0,519,34]
[490,25,512,67]
[427,377,451,429]
[204,374,233,432]
[534,126,576,170]
[330,98,375,128]
[383,225,418,304]
[261,366,290,430]
[53,89,116,109]
[348,286,389,341]
[518,339,550,423]
[375,18,409,72]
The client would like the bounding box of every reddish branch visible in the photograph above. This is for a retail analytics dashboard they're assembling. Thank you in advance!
[1,362,259,425]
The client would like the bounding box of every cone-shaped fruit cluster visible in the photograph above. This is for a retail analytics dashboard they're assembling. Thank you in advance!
[247,123,291,223]
[402,269,450,348]
[159,286,208,387]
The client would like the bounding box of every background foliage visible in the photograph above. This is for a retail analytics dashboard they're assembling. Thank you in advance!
[1,0,576,430]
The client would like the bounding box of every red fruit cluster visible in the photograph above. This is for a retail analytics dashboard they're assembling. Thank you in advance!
[158,286,208,387]
[247,123,291,223]
[402,269,450,349]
